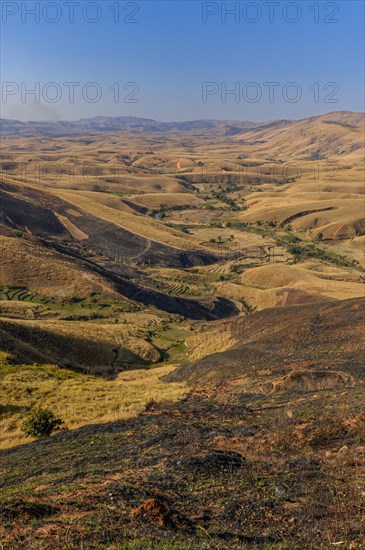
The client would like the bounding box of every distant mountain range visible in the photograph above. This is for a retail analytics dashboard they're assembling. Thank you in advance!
[0,113,363,150]
[0,116,262,136]
[0,115,265,137]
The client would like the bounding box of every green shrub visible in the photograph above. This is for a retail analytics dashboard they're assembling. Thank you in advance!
[287,243,353,267]
[21,407,64,438]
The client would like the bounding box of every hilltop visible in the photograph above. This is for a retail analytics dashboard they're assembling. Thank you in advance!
[1,112,363,145]
[1,297,364,549]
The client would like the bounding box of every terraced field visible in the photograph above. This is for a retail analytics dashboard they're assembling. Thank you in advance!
[0,287,52,305]
[0,111,364,441]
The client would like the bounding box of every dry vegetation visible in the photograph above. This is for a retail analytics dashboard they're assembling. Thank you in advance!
[0,352,186,450]
[1,388,364,548]
[0,111,364,548]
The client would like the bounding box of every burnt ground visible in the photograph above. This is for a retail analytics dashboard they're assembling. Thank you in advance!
[1,388,364,549]
[0,181,240,320]
[1,299,363,548]
[0,182,219,268]
[167,298,365,386]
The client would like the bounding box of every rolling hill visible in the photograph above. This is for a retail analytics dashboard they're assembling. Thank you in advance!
[0,111,364,548]
[1,297,364,548]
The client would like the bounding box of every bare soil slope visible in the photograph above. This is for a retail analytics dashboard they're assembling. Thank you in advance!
[167,298,365,391]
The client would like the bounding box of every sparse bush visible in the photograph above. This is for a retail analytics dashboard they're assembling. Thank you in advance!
[287,243,353,267]
[230,264,244,274]
[278,233,301,245]
[21,407,64,438]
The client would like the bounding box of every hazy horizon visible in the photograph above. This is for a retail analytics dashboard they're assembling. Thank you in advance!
[2,109,363,125]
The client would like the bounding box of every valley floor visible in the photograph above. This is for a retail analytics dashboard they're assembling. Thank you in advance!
[1,112,364,548]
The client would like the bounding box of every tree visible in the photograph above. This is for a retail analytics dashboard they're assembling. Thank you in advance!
[21,407,64,438]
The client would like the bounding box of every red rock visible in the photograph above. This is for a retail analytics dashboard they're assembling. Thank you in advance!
[130,498,172,528]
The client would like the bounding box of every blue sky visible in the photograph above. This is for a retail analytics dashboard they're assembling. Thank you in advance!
[1,0,364,121]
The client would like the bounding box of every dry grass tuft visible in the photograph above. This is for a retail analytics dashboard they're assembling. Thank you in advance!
[0,352,187,449]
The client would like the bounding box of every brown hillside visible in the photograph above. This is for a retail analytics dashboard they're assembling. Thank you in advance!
[167,298,365,391]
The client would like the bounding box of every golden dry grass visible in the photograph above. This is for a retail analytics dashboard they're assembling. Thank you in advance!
[127,193,202,209]
[239,261,365,301]
[209,260,364,313]
[0,353,186,450]
[328,236,365,267]
[50,190,201,249]
[0,313,163,370]
[232,111,364,160]
[0,236,120,300]
[241,191,364,239]
[1,112,364,317]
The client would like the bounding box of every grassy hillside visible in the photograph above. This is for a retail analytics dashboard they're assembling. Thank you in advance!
[0,351,186,450]
[169,298,365,383]
[1,374,364,548]
[0,112,364,548]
